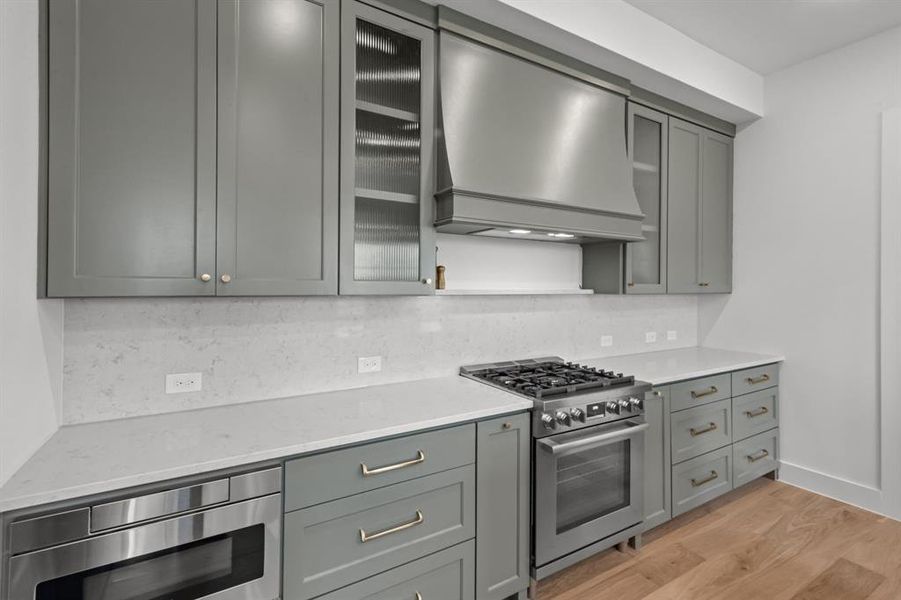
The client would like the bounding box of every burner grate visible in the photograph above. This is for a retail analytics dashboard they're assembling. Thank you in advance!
[471,361,635,399]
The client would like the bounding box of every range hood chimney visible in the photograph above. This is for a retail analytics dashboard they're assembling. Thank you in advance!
[434,29,645,243]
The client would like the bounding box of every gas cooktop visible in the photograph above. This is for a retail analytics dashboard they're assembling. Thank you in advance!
[460,356,635,400]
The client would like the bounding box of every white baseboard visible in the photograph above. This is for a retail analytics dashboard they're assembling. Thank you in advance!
[778,460,887,518]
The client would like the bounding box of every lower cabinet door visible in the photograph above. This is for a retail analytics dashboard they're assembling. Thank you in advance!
[733,429,779,489]
[476,413,530,600]
[284,466,475,599]
[315,541,475,600]
[672,446,733,517]
[643,387,671,531]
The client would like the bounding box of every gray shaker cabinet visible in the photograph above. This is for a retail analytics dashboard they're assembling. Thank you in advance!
[642,387,672,531]
[47,0,218,296]
[339,1,436,295]
[46,0,339,297]
[667,118,733,294]
[476,413,530,600]
[216,0,339,296]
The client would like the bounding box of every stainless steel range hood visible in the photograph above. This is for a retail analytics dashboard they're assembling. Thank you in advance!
[435,31,645,243]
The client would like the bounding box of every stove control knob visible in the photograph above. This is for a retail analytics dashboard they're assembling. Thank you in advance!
[540,413,557,430]
[617,399,632,412]
[628,397,644,410]
[570,407,586,423]
[606,401,621,415]
[555,410,572,426]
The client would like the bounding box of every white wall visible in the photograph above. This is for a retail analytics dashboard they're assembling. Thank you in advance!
[0,0,63,486]
[699,26,901,511]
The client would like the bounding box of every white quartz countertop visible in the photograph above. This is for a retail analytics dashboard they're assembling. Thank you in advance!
[0,377,532,513]
[581,347,784,386]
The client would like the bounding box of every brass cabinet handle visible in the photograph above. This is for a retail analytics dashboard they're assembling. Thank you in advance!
[746,374,771,385]
[361,450,425,477]
[199,273,212,282]
[691,470,719,487]
[745,406,769,418]
[690,386,718,399]
[359,510,424,543]
[220,274,232,283]
[747,449,770,463]
[689,422,718,437]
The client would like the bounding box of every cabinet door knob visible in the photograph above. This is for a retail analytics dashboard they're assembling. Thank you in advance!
[220,274,232,284]
[502,422,512,430]
[699,282,710,287]
[422,278,433,285]
[200,273,212,282]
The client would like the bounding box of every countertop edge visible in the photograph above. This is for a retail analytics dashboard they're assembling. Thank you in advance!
[645,356,786,386]
[0,400,531,514]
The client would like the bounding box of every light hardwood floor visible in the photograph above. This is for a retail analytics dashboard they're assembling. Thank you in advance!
[538,478,901,600]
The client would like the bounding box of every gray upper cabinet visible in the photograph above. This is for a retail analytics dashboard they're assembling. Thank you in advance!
[47,0,218,297]
[216,0,339,296]
[339,2,436,295]
[667,118,733,294]
[476,413,530,600]
[625,103,668,294]
[46,0,339,297]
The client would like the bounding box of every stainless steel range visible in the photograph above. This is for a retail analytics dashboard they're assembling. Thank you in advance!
[461,357,651,580]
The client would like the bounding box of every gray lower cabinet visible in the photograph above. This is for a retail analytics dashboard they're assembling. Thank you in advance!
[670,398,732,464]
[284,465,475,599]
[47,0,218,296]
[672,445,733,517]
[339,1,436,295]
[643,387,672,531]
[667,117,734,294]
[316,541,475,600]
[216,0,339,295]
[733,429,779,489]
[476,414,530,600]
[46,0,340,297]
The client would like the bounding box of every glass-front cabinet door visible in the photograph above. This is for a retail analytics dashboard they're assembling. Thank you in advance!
[339,1,436,295]
[624,103,668,294]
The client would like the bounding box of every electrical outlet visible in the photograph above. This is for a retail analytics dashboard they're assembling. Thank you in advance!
[358,356,382,374]
[165,372,202,394]
[667,330,678,341]
[645,332,657,344]
[601,335,613,347]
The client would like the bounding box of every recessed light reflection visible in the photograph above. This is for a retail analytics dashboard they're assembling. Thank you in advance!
[509,229,532,234]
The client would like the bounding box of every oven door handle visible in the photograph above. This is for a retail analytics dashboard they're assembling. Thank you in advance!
[537,421,649,455]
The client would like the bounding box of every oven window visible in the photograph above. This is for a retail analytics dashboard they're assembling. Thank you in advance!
[35,525,265,600]
[556,439,631,534]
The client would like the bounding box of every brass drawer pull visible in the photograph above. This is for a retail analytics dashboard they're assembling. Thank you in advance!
[745,406,769,418]
[690,386,718,399]
[746,374,771,385]
[747,449,770,463]
[359,510,424,543]
[691,470,719,487]
[689,422,718,437]
[361,450,425,477]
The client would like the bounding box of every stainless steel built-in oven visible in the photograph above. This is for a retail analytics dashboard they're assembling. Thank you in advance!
[534,417,647,573]
[5,467,282,600]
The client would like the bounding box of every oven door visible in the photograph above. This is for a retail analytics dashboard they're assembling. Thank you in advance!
[534,418,647,569]
[8,494,281,600]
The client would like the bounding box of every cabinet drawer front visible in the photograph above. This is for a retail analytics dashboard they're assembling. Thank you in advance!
[316,540,474,600]
[671,374,731,412]
[672,446,732,517]
[733,388,779,442]
[733,429,778,489]
[284,466,475,599]
[671,399,732,464]
[285,424,474,511]
[732,364,780,397]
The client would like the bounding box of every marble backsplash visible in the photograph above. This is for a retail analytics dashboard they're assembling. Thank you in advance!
[62,295,698,424]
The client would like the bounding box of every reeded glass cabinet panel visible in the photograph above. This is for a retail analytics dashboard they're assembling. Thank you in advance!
[625,104,668,294]
[339,2,435,294]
